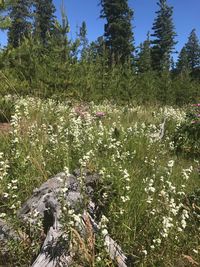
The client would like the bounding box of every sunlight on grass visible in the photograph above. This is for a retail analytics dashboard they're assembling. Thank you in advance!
[0,96,199,266]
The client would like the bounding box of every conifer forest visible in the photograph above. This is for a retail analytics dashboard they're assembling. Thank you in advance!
[0,0,199,266]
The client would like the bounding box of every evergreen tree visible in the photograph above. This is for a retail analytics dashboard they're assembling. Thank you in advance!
[100,0,134,64]
[137,32,152,73]
[177,29,200,74]
[54,0,70,62]
[176,46,189,72]
[185,29,200,71]
[8,0,31,47]
[33,0,56,44]
[0,0,11,30]
[151,0,176,71]
[87,36,105,61]
[173,69,194,105]
[79,21,87,47]
[79,21,88,59]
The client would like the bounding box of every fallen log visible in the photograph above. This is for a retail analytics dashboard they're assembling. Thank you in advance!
[32,227,73,267]
[87,212,128,267]
[159,117,167,140]
[32,212,128,267]
[0,218,20,264]
[18,169,128,267]
[150,118,167,141]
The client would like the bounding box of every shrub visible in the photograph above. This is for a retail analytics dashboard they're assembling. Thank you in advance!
[174,103,200,157]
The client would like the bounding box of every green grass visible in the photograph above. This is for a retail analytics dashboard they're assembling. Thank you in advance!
[0,96,199,266]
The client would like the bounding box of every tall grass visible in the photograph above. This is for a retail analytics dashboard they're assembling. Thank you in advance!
[0,96,199,266]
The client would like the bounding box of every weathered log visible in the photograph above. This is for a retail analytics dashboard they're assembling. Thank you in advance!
[150,118,167,140]
[32,227,73,267]
[159,117,167,140]
[18,169,128,267]
[87,212,128,267]
[19,170,99,220]
[32,212,128,267]
[0,218,20,261]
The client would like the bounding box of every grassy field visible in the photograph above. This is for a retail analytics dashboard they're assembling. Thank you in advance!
[0,96,199,266]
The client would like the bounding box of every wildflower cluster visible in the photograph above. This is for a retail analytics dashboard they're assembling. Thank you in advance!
[143,157,197,258]
[0,96,199,266]
[173,102,200,156]
[0,152,9,181]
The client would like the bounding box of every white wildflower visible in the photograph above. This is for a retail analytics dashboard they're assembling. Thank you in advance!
[102,229,108,236]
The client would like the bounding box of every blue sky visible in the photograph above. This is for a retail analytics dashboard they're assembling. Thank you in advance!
[54,0,199,56]
[1,0,200,58]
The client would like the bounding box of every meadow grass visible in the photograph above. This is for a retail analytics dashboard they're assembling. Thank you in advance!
[0,96,199,266]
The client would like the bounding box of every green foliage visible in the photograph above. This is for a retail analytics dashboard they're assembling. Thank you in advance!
[176,46,190,73]
[87,36,105,61]
[172,70,199,105]
[0,39,199,105]
[135,71,157,103]
[0,0,199,106]
[151,0,177,71]
[55,0,70,62]
[8,0,31,48]
[0,95,13,122]
[33,0,56,44]
[79,21,88,60]
[0,1,200,265]
[156,70,173,104]
[100,0,134,64]
[174,104,200,157]
[136,33,152,73]
[0,98,199,266]
[177,29,200,76]
[185,29,200,71]
[0,0,12,30]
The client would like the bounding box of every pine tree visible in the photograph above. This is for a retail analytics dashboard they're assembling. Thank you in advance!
[8,0,31,47]
[176,46,189,72]
[0,0,11,30]
[79,21,87,46]
[100,0,134,64]
[79,21,88,59]
[185,29,200,71]
[176,29,200,73]
[33,0,56,44]
[88,36,105,61]
[53,0,70,62]
[137,32,152,73]
[151,0,176,71]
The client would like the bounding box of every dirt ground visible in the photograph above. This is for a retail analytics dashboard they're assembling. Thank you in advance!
[0,123,11,134]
